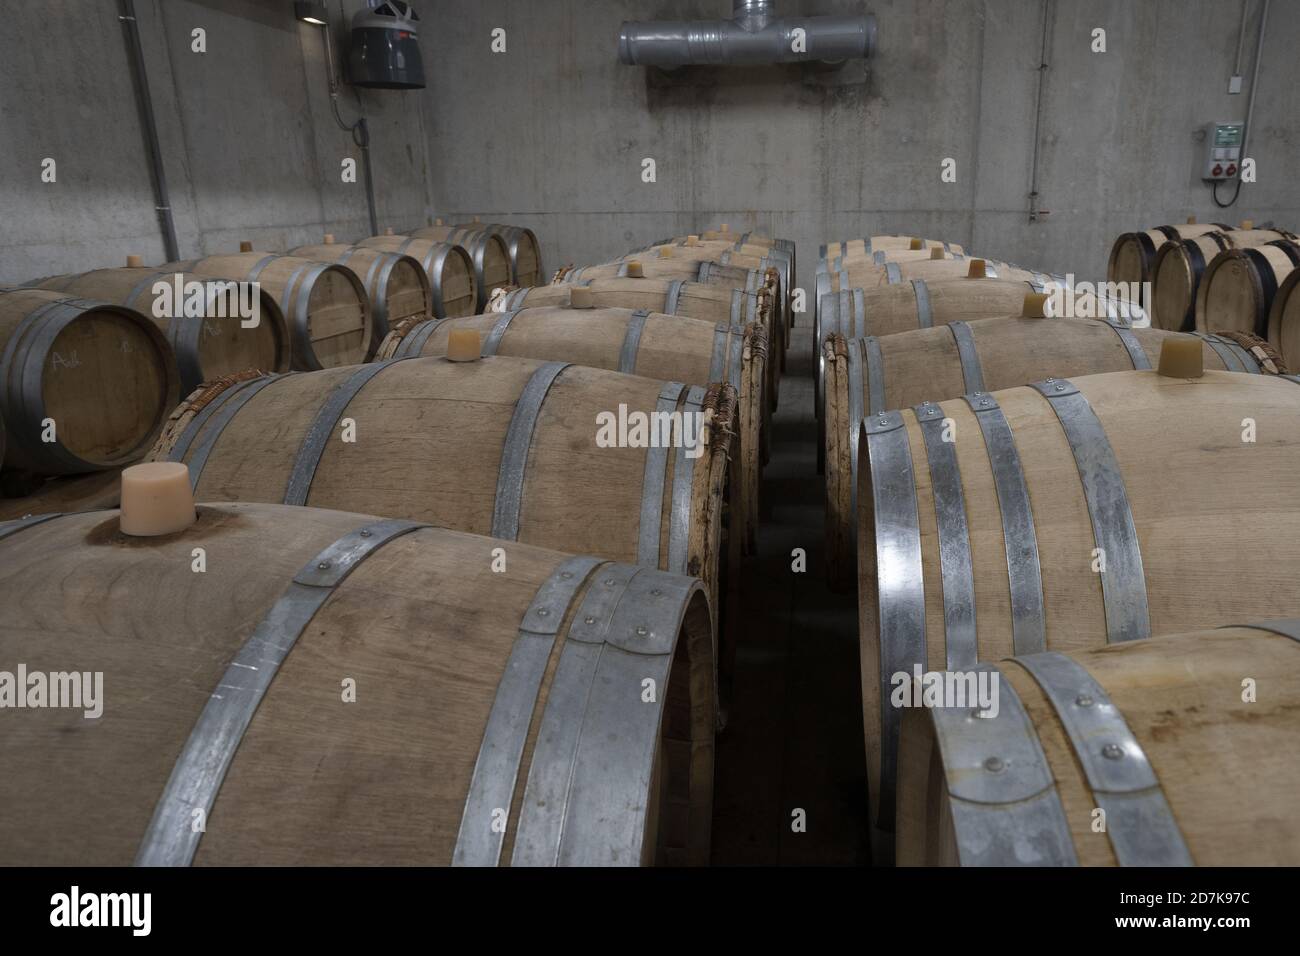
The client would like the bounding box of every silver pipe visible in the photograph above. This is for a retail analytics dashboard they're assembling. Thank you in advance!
[1026,0,1053,223]
[619,2,876,67]
[1240,0,1269,176]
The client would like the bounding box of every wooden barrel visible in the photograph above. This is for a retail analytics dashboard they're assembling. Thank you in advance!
[28,268,290,393]
[835,248,964,272]
[462,222,544,287]
[0,502,715,866]
[0,288,179,475]
[1107,222,1233,301]
[823,320,1276,591]
[0,467,123,521]
[289,243,432,335]
[358,235,476,318]
[1266,267,1300,368]
[1194,240,1300,337]
[408,226,511,308]
[377,307,766,554]
[170,253,375,370]
[147,355,732,621]
[856,369,1300,842]
[1152,229,1297,331]
[822,236,966,265]
[896,622,1300,866]
[499,277,779,413]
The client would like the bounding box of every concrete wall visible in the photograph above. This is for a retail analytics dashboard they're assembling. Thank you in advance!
[0,0,432,283]
[2,0,1298,293]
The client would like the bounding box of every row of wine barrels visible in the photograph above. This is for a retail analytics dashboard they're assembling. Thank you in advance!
[408,226,511,309]
[288,241,432,335]
[358,234,477,318]
[1151,229,1297,331]
[0,288,179,476]
[820,235,966,266]
[1194,239,1300,340]
[170,252,377,370]
[464,221,544,287]
[145,355,733,632]
[28,267,291,393]
[1107,220,1233,301]
[496,276,780,414]
[856,369,1300,844]
[0,502,715,866]
[823,319,1279,590]
[561,253,789,368]
[377,307,766,553]
[897,622,1300,866]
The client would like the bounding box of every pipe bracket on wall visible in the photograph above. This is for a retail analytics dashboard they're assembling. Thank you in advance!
[619,0,876,68]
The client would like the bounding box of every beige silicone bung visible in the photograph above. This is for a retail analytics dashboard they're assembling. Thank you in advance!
[1158,336,1205,378]
[967,259,987,278]
[119,462,196,537]
[1022,292,1050,318]
[930,247,945,260]
[1239,219,1254,230]
[658,245,674,258]
[323,233,336,245]
[385,226,395,236]
[126,254,144,269]
[720,223,730,233]
[909,237,923,251]
[239,240,254,253]
[1186,215,1197,224]
[473,215,481,223]
[435,217,444,226]
[686,235,699,245]
[570,286,595,309]
[625,260,645,278]
[445,328,482,362]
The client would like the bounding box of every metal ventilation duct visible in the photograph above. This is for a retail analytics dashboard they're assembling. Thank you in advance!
[619,0,876,68]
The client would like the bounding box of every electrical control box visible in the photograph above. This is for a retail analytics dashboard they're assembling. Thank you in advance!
[1203,122,1244,181]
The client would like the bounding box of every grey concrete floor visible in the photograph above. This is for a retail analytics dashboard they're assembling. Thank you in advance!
[710,320,870,866]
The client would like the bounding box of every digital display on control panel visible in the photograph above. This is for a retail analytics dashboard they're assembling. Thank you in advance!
[1214,124,1244,147]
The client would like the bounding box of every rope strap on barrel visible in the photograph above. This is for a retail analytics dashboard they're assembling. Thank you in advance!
[963,391,1046,656]
[511,565,704,866]
[915,403,978,670]
[1015,652,1193,866]
[134,518,427,867]
[1031,379,1149,643]
[862,409,925,832]
[615,309,650,375]
[928,663,1078,866]
[453,554,604,866]
[492,362,571,541]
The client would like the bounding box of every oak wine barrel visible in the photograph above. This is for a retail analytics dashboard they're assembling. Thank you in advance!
[497,276,779,413]
[462,222,544,288]
[289,243,432,335]
[821,236,966,266]
[1107,222,1233,305]
[357,235,476,318]
[170,253,375,370]
[28,267,290,393]
[1266,268,1300,368]
[408,226,511,309]
[1151,229,1297,331]
[823,319,1276,590]
[377,307,767,554]
[0,288,178,475]
[1194,240,1300,338]
[856,370,1300,845]
[0,502,715,866]
[896,623,1300,866]
[146,355,732,628]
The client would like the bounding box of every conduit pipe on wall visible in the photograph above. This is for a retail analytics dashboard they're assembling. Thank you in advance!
[619,0,876,68]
